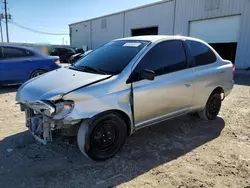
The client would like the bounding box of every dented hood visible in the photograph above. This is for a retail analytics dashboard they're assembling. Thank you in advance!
[16,67,111,103]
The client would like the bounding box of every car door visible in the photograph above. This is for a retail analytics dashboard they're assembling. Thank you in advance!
[50,48,59,56]
[60,48,69,61]
[131,40,195,127]
[0,47,4,83]
[58,48,69,62]
[60,48,75,62]
[0,46,33,84]
[185,40,219,108]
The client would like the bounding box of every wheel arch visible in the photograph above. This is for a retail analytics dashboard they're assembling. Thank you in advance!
[211,86,225,100]
[200,86,225,111]
[199,86,223,120]
[91,109,133,136]
[29,69,48,79]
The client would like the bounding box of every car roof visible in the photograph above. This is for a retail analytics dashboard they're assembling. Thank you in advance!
[114,35,203,43]
[0,45,36,51]
[52,47,74,50]
[0,45,47,57]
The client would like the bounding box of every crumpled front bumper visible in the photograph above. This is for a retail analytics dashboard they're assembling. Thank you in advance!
[22,104,81,144]
[23,105,54,144]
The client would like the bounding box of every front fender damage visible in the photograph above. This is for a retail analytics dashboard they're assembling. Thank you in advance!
[17,75,113,144]
[62,87,134,134]
[18,74,133,144]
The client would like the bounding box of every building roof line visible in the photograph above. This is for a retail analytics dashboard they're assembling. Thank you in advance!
[69,0,173,26]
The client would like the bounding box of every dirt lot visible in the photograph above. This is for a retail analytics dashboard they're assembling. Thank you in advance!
[0,75,250,188]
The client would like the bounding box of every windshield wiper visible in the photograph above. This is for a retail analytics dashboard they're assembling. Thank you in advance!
[69,64,82,71]
[71,64,107,75]
[80,65,107,75]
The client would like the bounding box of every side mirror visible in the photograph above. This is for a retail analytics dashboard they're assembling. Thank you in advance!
[139,69,155,81]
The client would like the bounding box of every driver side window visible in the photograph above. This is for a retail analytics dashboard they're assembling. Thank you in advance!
[50,48,58,55]
[131,40,187,82]
[2,47,29,59]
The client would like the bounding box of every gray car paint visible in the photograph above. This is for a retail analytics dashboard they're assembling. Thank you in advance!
[16,67,112,102]
[16,35,234,140]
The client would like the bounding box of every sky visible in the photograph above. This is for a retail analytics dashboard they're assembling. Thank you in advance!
[2,0,160,44]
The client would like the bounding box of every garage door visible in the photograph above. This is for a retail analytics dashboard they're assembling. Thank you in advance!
[189,15,241,43]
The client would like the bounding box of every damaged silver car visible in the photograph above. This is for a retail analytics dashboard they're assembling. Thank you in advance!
[16,35,234,160]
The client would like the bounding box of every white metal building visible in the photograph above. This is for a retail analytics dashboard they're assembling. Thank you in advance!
[69,0,250,69]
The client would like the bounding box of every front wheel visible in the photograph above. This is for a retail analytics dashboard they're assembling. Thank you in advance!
[77,113,127,161]
[198,93,222,120]
[30,69,47,79]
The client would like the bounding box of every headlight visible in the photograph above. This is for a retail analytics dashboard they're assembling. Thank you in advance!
[28,101,55,116]
[27,100,74,119]
[53,100,74,119]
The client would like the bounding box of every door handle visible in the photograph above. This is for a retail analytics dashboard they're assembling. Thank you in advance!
[219,70,225,73]
[185,83,192,87]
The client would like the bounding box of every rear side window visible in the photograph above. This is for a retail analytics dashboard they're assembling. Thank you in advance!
[26,50,34,56]
[0,47,3,59]
[2,47,32,59]
[67,48,75,53]
[59,48,67,53]
[51,48,58,53]
[60,48,74,53]
[187,40,217,66]
[135,40,187,76]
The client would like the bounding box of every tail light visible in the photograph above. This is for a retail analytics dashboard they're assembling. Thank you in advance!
[54,59,60,64]
[232,64,235,76]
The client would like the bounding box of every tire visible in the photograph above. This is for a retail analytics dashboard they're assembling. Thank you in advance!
[77,113,127,161]
[198,93,222,120]
[30,70,47,79]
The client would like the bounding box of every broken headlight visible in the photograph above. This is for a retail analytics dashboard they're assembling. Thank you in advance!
[53,100,74,119]
[28,101,55,116]
[28,100,74,119]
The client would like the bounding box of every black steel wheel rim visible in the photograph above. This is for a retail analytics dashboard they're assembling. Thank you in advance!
[90,122,118,152]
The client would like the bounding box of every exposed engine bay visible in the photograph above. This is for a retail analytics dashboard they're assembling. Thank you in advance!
[22,103,81,144]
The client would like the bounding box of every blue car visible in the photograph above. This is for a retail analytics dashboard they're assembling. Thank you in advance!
[0,45,61,85]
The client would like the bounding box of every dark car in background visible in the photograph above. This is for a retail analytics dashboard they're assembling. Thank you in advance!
[50,47,76,63]
[0,45,61,85]
[68,50,92,65]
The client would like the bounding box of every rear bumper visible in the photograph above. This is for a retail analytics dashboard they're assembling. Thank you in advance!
[224,80,234,97]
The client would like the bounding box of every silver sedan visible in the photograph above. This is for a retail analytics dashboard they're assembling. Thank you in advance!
[16,35,234,160]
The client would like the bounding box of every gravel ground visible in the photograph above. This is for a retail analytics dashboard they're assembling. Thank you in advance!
[0,75,250,188]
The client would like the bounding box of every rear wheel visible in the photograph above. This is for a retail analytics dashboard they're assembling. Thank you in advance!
[30,70,47,79]
[77,113,127,161]
[199,93,222,120]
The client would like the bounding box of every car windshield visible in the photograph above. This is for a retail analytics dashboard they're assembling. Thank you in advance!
[73,40,149,75]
